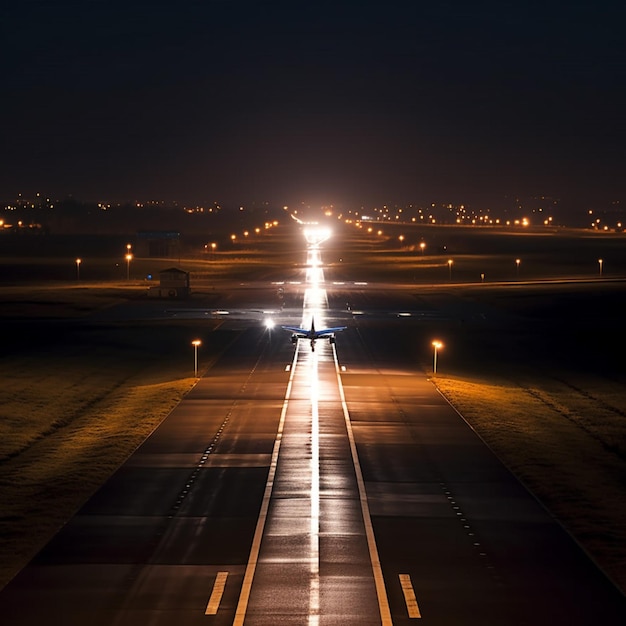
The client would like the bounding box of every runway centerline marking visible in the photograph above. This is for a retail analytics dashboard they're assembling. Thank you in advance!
[233,347,299,626]
[399,574,422,618]
[205,571,228,615]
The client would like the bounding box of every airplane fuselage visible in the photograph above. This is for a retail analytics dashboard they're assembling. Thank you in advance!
[282,317,346,351]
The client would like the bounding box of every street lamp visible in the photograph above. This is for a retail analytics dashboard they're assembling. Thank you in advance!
[598,258,603,276]
[515,258,521,278]
[192,339,202,377]
[420,242,426,255]
[432,340,443,374]
[125,253,133,280]
[75,258,81,281]
[447,259,453,280]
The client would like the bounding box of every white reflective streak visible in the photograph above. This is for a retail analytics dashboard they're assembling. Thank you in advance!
[304,241,323,625]
[303,287,328,311]
[309,348,320,626]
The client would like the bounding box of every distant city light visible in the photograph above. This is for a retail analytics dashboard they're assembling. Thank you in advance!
[3,194,625,232]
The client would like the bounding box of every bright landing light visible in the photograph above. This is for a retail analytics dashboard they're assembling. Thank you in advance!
[303,226,332,245]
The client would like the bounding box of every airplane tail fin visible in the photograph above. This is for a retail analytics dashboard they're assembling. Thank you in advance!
[311,316,315,333]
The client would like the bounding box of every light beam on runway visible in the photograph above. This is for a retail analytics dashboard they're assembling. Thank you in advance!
[302,240,329,327]
[309,348,320,626]
[303,236,324,625]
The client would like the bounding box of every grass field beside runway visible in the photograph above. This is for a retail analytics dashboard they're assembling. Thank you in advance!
[0,284,234,587]
[434,373,626,592]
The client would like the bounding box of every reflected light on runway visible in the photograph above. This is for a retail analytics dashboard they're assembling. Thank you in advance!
[304,245,328,314]
[306,266,325,284]
[303,287,328,311]
[309,348,320,625]
[309,249,322,266]
[305,249,324,285]
[300,261,331,351]
[298,231,330,623]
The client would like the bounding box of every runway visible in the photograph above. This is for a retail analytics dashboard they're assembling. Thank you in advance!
[0,232,624,625]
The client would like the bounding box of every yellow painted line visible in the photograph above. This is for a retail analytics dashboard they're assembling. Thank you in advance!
[399,574,422,618]
[205,571,228,615]
[233,346,299,626]
[333,346,393,626]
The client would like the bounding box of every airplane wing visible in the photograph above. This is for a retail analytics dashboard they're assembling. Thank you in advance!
[314,326,347,337]
[281,325,309,335]
[281,325,347,337]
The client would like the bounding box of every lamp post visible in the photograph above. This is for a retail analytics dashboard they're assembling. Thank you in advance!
[515,258,521,278]
[432,340,443,374]
[192,339,202,377]
[447,259,453,280]
[598,258,603,276]
[75,258,81,281]
[125,253,133,280]
[420,242,426,255]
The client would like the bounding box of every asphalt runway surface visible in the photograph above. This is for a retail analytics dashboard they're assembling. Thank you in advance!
[0,237,625,625]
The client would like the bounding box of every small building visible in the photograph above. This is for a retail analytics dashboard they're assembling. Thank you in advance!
[147,267,190,299]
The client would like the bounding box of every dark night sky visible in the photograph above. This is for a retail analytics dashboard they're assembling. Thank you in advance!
[2,1,625,208]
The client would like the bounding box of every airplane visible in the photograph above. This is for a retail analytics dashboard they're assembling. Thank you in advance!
[281,316,347,351]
